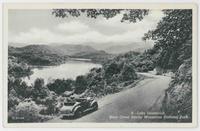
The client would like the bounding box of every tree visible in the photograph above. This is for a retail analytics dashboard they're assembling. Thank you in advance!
[120,63,137,81]
[142,10,193,120]
[52,9,149,23]
[47,79,74,95]
[143,9,192,70]
[42,91,58,115]
[75,75,88,94]
[104,62,121,78]
[8,56,32,78]
[32,78,49,99]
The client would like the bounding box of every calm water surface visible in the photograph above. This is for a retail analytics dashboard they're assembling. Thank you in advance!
[23,60,102,85]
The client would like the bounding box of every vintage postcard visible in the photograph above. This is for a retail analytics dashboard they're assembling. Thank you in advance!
[2,3,198,127]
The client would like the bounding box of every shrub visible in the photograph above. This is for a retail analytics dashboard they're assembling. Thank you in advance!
[42,92,58,115]
[104,62,122,78]
[8,89,21,110]
[120,63,137,81]
[162,58,192,121]
[47,79,74,95]
[8,56,32,78]
[75,75,88,94]
[8,100,44,123]
[32,78,49,99]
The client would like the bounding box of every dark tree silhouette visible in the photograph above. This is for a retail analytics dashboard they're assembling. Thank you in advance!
[52,9,149,23]
[75,75,88,94]
[142,9,192,70]
[142,9,193,119]
[47,79,74,95]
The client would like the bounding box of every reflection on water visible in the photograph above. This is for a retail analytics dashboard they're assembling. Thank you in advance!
[23,61,102,85]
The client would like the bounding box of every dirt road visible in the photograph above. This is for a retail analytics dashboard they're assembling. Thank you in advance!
[48,73,171,123]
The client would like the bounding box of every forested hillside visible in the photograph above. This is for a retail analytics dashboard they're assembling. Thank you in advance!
[106,48,159,72]
[9,45,69,65]
[8,44,112,65]
[143,10,192,120]
[103,42,153,54]
[72,50,113,63]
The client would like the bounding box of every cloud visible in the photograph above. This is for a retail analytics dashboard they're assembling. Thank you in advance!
[94,10,164,35]
[9,28,152,45]
[10,28,58,44]
[9,10,164,46]
[56,21,90,33]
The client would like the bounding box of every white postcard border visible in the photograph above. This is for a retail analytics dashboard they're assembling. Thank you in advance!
[2,3,198,128]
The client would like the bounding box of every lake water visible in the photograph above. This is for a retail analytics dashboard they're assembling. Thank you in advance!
[23,60,102,85]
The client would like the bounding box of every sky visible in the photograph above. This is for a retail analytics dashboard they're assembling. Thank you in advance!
[8,9,164,47]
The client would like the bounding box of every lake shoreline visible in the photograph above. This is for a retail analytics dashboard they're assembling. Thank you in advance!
[23,60,102,85]
[29,58,100,69]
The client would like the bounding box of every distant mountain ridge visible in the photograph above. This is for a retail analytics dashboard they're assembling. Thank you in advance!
[103,42,154,54]
[9,41,154,55]
[8,44,111,65]
[55,44,97,56]
[9,44,98,56]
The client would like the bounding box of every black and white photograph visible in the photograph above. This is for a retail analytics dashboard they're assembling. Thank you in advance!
[2,3,197,127]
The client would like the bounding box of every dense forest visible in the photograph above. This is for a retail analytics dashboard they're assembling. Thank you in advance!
[142,10,192,120]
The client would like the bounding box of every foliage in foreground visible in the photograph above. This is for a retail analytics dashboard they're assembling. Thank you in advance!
[142,9,192,120]
[8,100,52,123]
[143,9,192,70]
[162,58,192,121]
[8,55,138,122]
[52,9,149,23]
